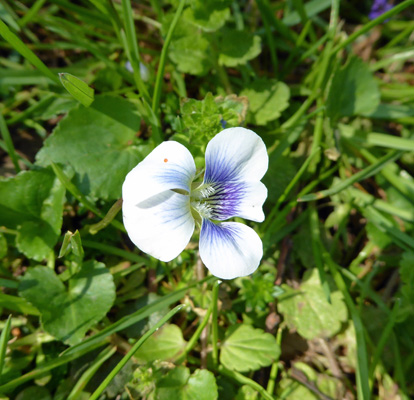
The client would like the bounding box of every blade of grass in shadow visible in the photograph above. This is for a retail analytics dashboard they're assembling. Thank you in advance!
[19,0,47,28]
[368,299,400,391]
[0,342,104,391]
[0,19,60,84]
[322,251,370,400]
[0,113,20,173]
[89,304,184,400]
[62,276,214,356]
[67,345,117,400]
[298,150,402,202]
[262,146,321,233]
[256,0,278,74]
[361,206,414,251]
[309,206,331,302]
[0,315,12,377]
[82,240,146,264]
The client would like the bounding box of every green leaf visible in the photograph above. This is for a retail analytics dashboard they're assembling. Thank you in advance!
[0,168,65,260]
[19,261,115,345]
[168,29,213,76]
[36,96,143,200]
[58,230,84,261]
[218,30,261,67]
[134,324,186,362]
[59,73,94,107]
[277,269,348,339]
[220,324,280,372]
[241,79,290,125]
[0,19,60,85]
[156,367,218,400]
[326,56,380,120]
[184,1,230,32]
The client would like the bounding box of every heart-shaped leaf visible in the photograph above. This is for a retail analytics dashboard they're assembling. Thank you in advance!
[19,261,115,345]
[220,324,280,372]
[277,269,348,339]
[36,95,144,200]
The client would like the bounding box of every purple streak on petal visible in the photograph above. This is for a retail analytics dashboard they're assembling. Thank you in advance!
[369,0,393,20]
[206,181,246,220]
[201,218,240,243]
[204,149,238,183]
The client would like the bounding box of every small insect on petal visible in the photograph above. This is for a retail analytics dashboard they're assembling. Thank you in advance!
[164,158,168,163]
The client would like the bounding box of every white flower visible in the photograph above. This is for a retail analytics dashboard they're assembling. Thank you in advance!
[122,127,268,280]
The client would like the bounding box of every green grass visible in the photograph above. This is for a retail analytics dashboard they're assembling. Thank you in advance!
[1,0,414,399]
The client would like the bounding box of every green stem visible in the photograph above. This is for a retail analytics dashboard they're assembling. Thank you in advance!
[218,366,275,400]
[211,280,220,368]
[175,300,214,364]
[266,327,283,395]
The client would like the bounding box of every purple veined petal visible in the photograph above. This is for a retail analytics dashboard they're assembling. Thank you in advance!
[123,190,195,262]
[200,180,267,222]
[199,219,263,279]
[123,141,196,205]
[204,127,268,184]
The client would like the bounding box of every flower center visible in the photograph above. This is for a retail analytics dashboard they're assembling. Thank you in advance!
[190,183,216,219]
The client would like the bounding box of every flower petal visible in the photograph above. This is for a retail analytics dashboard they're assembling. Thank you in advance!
[123,141,196,205]
[199,219,263,279]
[123,190,194,262]
[204,127,268,184]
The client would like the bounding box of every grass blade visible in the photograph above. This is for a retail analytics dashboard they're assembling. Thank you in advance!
[0,19,60,85]
[0,315,12,377]
[298,150,402,202]
[322,252,370,400]
[0,342,104,391]
[152,0,186,116]
[67,346,117,400]
[0,113,20,173]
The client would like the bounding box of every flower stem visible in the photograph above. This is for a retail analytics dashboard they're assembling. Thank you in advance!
[175,303,213,364]
[211,279,220,368]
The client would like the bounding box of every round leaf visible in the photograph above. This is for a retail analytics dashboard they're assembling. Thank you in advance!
[220,324,280,372]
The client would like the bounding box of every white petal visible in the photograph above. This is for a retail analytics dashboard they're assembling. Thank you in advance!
[204,127,268,184]
[237,181,267,222]
[123,141,196,205]
[123,191,194,262]
[199,219,263,280]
